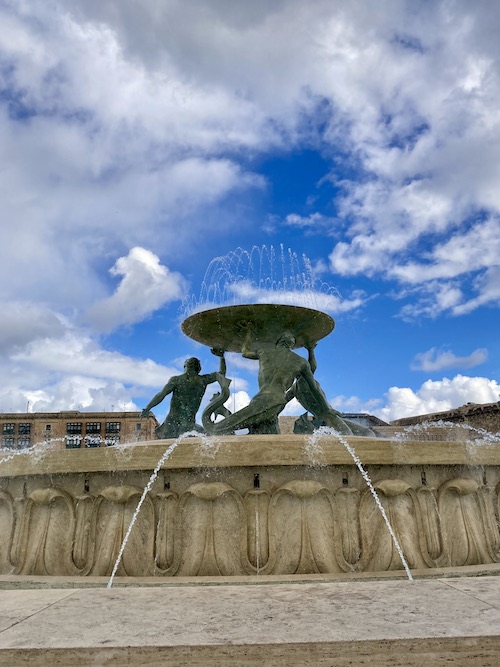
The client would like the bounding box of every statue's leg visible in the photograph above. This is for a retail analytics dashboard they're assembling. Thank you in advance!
[248,416,280,435]
[293,413,316,434]
[155,419,179,439]
[211,399,285,435]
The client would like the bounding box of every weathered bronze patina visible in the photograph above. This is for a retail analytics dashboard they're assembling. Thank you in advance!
[147,303,372,437]
[181,303,334,352]
[141,349,229,438]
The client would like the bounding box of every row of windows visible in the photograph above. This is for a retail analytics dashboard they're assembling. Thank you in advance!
[66,422,124,434]
[2,422,111,435]
[1,420,145,448]
[65,436,121,449]
[2,423,31,435]
[2,422,144,435]
[1,436,31,449]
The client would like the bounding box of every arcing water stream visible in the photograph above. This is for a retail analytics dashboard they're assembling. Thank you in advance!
[308,427,414,581]
[107,436,185,588]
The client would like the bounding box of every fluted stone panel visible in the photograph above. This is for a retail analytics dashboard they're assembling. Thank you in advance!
[1,436,499,577]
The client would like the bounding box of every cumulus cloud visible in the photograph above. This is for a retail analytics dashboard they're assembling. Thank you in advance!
[281,397,304,416]
[0,2,268,316]
[88,247,187,331]
[224,390,251,414]
[3,0,500,323]
[317,5,500,317]
[0,302,65,354]
[0,320,178,413]
[324,374,500,423]
[377,375,500,422]
[12,331,174,387]
[411,347,488,372]
[16,378,138,414]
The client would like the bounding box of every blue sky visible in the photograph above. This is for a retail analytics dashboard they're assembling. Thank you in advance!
[1,0,499,424]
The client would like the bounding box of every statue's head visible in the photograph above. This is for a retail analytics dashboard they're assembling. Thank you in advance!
[184,357,201,373]
[276,331,296,348]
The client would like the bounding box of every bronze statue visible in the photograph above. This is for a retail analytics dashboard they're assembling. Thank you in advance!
[182,303,375,437]
[203,326,320,435]
[141,349,228,438]
[210,392,232,418]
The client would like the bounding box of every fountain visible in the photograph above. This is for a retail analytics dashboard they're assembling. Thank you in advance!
[0,247,499,581]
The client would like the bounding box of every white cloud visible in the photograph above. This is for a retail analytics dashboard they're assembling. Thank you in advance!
[3,0,500,323]
[88,247,187,331]
[0,302,65,354]
[18,378,138,414]
[0,3,268,317]
[225,353,258,374]
[0,319,179,414]
[377,375,500,422]
[452,266,500,315]
[12,331,174,387]
[322,374,500,423]
[224,390,251,414]
[393,217,500,285]
[411,347,488,372]
[314,6,500,316]
[284,212,333,229]
[281,397,303,416]
[397,282,464,321]
[330,395,383,415]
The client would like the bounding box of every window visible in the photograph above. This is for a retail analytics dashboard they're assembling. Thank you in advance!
[2,436,15,448]
[18,423,31,435]
[86,422,101,433]
[67,423,82,434]
[135,423,142,431]
[65,436,81,449]
[105,435,120,446]
[105,422,121,434]
[2,423,15,434]
[18,436,31,449]
[45,424,52,433]
[84,435,101,448]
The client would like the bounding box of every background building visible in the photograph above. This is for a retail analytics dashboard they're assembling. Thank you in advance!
[0,411,159,450]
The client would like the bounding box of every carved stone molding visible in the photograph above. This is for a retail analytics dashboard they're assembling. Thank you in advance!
[1,470,499,577]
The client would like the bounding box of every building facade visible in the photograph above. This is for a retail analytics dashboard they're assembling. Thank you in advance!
[0,411,159,450]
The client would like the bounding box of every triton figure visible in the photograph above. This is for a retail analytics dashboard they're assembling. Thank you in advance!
[141,348,227,438]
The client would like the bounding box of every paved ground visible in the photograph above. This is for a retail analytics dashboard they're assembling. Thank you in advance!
[1,573,500,666]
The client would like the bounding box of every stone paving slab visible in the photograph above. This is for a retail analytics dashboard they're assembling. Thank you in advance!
[0,577,500,666]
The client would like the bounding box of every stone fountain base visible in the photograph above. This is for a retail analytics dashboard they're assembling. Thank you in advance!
[1,434,499,578]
